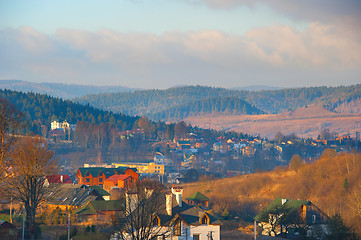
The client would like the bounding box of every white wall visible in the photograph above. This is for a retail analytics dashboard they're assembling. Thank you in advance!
[170,224,220,240]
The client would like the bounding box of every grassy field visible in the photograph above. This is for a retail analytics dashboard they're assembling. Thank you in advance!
[184,105,360,139]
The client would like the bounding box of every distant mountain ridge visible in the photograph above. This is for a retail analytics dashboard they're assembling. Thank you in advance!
[75,84,361,122]
[0,80,138,99]
[231,85,282,91]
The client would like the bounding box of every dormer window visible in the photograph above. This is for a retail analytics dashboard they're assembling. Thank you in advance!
[173,219,181,236]
[201,215,209,225]
[153,216,160,226]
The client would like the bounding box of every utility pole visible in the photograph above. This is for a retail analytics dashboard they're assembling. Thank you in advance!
[254,220,257,240]
[68,212,70,240]
[10,197,13,223]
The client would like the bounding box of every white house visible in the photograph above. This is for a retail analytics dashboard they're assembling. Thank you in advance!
[51,120,76,131]
[153,187,222,240]
[112,187,222,240]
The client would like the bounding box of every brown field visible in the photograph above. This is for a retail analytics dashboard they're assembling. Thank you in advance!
[183,105,361,139]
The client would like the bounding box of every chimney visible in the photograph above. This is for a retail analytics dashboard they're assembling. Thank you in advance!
[166,191,173,215]
[282,198,287,205]
[60,175,63,183]
[172,186,183,207]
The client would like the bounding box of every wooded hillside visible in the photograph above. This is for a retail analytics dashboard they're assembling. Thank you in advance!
[0,89,139,134]
[183,150,361,236]
[75,84,361,122]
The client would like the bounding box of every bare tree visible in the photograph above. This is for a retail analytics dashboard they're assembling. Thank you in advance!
[0,98,23,185]
[113,180,172,240]
[6,136,58,239]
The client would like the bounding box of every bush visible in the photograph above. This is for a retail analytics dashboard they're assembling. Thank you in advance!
[91,224,96,232]
[59,234,67,240]
[71,226,78,237]
[85,225,91,233]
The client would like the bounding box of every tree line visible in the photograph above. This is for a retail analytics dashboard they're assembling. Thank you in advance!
[0,89,250,145]
[75,84,361,121]
[150,96,264,121]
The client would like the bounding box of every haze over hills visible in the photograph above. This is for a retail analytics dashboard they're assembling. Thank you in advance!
[1,80,360,139]
[74,84,361,139]
[0,80,137,99]
[74,84,361,117]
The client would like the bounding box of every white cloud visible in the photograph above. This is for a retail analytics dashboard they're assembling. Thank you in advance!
[0,25,360,88]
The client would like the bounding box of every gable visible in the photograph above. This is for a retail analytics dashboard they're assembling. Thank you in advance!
[78,167,116,178]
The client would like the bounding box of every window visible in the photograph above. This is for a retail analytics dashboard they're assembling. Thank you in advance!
[86,172,90,177]
[207,231,214,240]
[86,178,90,183]
[312,215,317,223]
[193,234,200,240]
[201,215,208,225]
[173,219,181,236]
[153,217,159,226]
[99,178,103,182]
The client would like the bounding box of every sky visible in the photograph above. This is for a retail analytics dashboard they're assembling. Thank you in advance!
[0,0,360,89]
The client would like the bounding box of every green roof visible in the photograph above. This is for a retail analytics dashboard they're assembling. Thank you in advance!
[79,167,116,178]
[254,198,310,222]
[75,200,125,215]
[186,192,209,201]
[89,186,111,196]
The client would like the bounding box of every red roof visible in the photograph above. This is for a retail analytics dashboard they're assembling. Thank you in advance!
[105,174,131,184]
[47,175,72,184]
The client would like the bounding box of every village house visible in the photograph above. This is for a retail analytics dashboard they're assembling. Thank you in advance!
[154,187,222,240]
[242,145,256,156]
[115,187,222,240]
[0,219,17,240]
[75,200,125,225]
[76,166,138,186]
[50,120,76,131]
[44,174,72,186]
[176,140,192,150]
[45,184,104,211]
[113,162,165,175]
[88,185,111,201]
[186,191,209,208]
[103,174,133,192]
[254,198,329,238]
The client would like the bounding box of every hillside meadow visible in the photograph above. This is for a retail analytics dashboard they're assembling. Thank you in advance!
[183,150,361,236]
[183,105,360,139]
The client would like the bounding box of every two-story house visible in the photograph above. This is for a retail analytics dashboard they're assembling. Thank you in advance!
[255,198,330,238]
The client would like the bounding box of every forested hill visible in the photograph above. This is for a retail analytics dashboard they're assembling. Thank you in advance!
[0,89,138,134]
[75,84,361,121]
[151,97,264,121]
